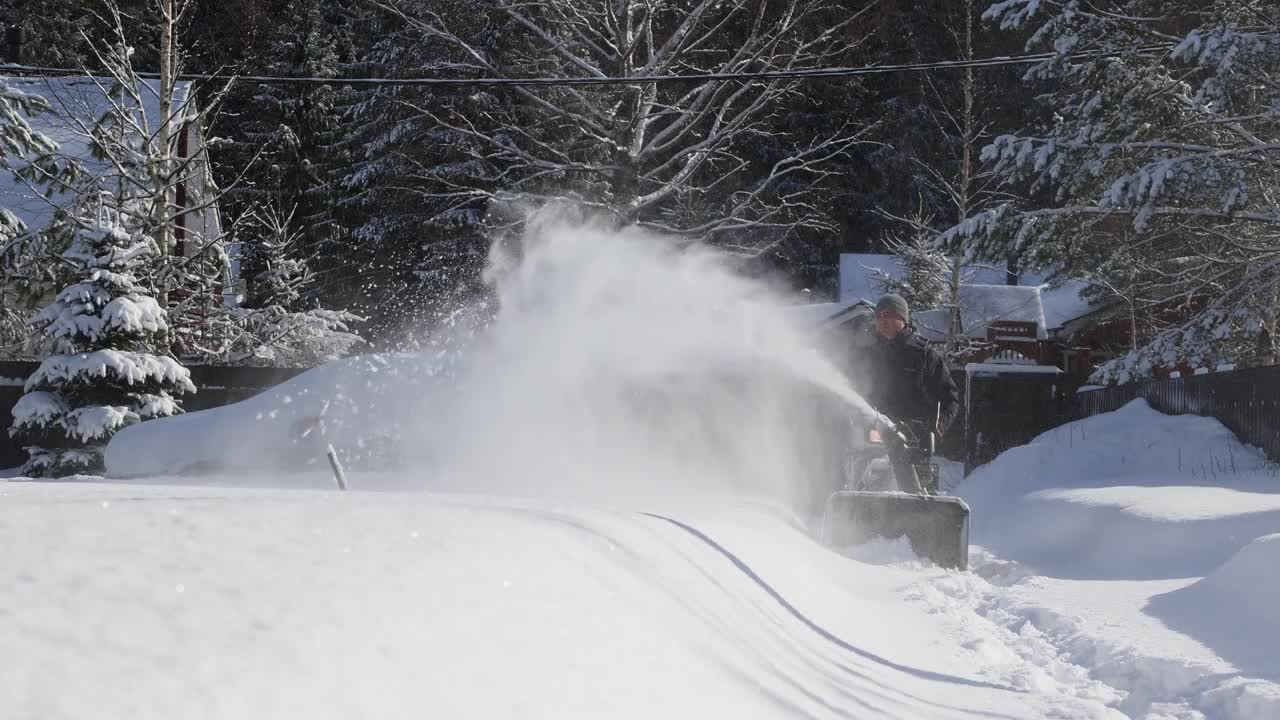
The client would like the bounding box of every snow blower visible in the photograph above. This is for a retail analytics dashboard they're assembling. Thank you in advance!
[820,415,970,570]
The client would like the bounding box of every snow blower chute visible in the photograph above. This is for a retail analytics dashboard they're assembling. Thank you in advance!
[820,415,970,570]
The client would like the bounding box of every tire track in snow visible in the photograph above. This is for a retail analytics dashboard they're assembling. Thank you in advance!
[629,510,1132,719]
[495,503,1021,719]
[641,512,1020,691]
[336,495,1125,719]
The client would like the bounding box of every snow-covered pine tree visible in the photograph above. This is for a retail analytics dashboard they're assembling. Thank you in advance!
[943,0,1280,383]
[10,193,194,477]
[236,0,347,295]
[876,221,952,313]
[227,205,363,365]
[0,79,62,356]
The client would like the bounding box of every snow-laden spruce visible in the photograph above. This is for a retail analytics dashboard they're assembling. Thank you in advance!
[9,197,194,477]
[942,0,1280,383]
[223,206,363,366]
[0,79,66,354]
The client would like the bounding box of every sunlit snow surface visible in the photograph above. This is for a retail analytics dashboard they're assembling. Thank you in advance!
[0,478,1118,720]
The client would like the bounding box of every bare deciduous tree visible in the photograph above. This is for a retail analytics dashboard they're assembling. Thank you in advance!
[376,0,876,254]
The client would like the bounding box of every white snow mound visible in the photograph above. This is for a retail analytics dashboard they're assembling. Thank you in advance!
[954,399,1280,719]
[1146,534,1280,680]
[959,399,1280,580]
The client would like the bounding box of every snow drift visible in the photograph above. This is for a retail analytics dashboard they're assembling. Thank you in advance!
[960,398,1280,580]
[955,399,1280,719]
[1145,534,1280,679]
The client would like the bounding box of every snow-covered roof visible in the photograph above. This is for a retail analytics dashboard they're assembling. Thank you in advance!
[780,299,869,329]
[837,253,1049,305]
[1040,280,1112,330]
[838,253,1123,335]
[0,76,197,236]
[913,284,1048,341]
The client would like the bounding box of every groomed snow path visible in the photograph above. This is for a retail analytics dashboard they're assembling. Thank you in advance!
[0,480,1120,720]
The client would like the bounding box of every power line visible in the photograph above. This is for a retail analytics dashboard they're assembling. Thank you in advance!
[0,44,1176,88]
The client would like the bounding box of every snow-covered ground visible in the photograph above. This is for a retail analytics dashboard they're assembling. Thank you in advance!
[6,399,1277,719]
[0,478,1121,720]
[954,399,1280,720]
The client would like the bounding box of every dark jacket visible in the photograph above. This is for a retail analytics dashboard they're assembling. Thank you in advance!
[860,327,960,435]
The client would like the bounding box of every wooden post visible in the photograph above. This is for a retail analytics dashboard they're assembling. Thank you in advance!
[326,444,348,491]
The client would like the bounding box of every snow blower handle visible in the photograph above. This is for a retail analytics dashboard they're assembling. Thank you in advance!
[925,401,941,456]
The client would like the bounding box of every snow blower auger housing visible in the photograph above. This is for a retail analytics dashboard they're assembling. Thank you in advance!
[821,418,970,570]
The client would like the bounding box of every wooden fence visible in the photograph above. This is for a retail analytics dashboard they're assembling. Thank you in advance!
[956,369,1081,473]
[956,364,1280,474]
[1071,366,1280,464]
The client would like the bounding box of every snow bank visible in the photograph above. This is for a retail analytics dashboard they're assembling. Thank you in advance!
[952,399,1280,718]
[955,555,1280,720]
[104,352,440,478]
[1146,534,1280,679]
[959,398,1280,580]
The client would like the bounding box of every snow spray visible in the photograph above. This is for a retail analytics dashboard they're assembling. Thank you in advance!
[105,205,879,516]
[408,206,878,516]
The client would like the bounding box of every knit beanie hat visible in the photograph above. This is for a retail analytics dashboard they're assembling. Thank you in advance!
[875,293,910,323]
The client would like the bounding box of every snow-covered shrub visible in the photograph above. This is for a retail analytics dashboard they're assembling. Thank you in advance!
[9,195,194,476]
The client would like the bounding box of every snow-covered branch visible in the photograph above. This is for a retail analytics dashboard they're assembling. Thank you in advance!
[949,0,1280,381]
[373,0,871,247]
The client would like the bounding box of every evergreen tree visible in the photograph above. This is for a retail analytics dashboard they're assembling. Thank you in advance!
[327,0,498,345]
[233,0,347,304]
[877,223,952,313]
[844,0,1031,259]
[0,0,100,68]
[0,78,62,356]
[9,192,194,477]
[227,205,363,365]
[944,0,1280,383]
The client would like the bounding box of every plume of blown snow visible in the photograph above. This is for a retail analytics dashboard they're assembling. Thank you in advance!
[413,206,874,515]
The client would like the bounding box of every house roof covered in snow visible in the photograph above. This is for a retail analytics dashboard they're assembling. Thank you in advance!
[1039,280,1119,331]
[837,253,1048,305]
[913,284,1048,341]
[0,75,198,236]
[838,253,1124,336]
[781,299,871,331]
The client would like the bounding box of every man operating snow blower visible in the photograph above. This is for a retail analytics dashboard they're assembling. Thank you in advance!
[861,293,960,494]
[820,293,970,569]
